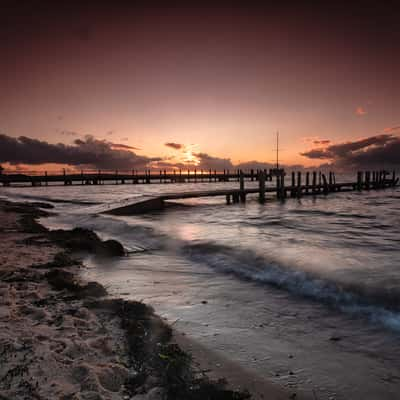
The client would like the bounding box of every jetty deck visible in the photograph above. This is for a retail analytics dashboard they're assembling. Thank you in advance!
[100,170,398,215]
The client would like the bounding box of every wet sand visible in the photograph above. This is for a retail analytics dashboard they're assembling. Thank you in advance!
[0,200,296,400]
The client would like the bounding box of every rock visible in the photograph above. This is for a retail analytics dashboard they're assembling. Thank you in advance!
[98,240,125,257]
[79,282,107,298]
[49,228,125,257]
[46,269,77,291]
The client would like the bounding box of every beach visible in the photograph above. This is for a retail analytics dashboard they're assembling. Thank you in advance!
[0,199,299,400]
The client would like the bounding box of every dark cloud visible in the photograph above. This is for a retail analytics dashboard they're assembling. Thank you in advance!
[0,134,159,170]
[193,152,233,171]
[110,142,140,150]
[301,134,400,169]
[313,139,331,145]
[165,142,184,150]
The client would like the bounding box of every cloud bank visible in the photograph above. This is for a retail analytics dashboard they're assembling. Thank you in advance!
[301,134,400,169]
[0,134,159,170]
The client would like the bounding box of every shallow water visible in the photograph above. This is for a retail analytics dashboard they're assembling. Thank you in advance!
[2,179,400,399]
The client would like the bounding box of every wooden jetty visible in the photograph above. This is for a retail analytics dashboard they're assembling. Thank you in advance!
[0,168,273,187]
[99,170,398,215]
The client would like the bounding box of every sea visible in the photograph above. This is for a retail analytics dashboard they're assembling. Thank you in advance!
[2,176,400,399]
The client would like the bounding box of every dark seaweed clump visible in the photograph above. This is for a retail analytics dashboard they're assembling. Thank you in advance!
[86,299,251,400]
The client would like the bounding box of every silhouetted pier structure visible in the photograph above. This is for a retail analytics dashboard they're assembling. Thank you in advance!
[0,168,272,187]
[1,168,397,214]
[97,169,398,215]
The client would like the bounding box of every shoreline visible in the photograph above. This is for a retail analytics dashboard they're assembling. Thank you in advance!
[0,199,296,399]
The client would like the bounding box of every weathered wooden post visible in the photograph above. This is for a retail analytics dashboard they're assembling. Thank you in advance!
[312,171,317,193]
[251,169,254,181]
[214,170,217,182]
[45,171,48,186]
[226,194,231,204]
[146,170,151,184]
[305,172,309,193]
[281,172,286,199]
[259,171,266,203]
[365,171,370,190]
[81,170,84,185]
[159,169,162,183]
[187,169,190,182]
[194,169,197,183]
[297,171,302,197]
[319,171,322,188]
[291,171,296,197]
[392,170,396,186]
[322,174,329,194]
[164,169,167,183]
[356,171,362,190]
[276,172,281,199]
[209,169,212,182]
[239,171,246,202]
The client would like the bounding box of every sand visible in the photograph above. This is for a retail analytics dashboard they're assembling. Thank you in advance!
[0,200,300,400]
[0,206,132,400]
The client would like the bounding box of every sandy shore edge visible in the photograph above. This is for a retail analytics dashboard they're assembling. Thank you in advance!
[0,199,299,400]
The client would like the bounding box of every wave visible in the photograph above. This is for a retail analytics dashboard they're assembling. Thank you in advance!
[181,241,400,332]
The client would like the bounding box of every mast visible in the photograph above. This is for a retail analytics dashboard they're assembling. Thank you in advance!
[276,130,279,169]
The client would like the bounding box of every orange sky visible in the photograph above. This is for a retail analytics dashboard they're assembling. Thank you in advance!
[0,3,399,170]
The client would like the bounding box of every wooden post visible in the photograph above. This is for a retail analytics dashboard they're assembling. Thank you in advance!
[322,174,329,194]
[239,170,246,202]
[312,171,317,193]
[194,169,197,183]
[251,169,254,181]
[291,171,296,197]
[81,170,84,185]
[357,171,363,191]
[297,171,302,197]
[63,169,67,185]
[364,171,369,190]
[45,171,48,186]
[209,169,212,182]
[281,172,286,198]
[187,169,190,182]
[276,173,281,199]
[259,171,266,203]
[214,170,217,182]
[305,172,309,193]
[226,194,231,204]
[392,170,396,187]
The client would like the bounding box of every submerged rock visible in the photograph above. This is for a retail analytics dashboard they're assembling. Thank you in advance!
[99,239,125,257]
[49,228,125,257]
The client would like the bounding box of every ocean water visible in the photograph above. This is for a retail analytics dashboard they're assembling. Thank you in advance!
[2,179,400,399]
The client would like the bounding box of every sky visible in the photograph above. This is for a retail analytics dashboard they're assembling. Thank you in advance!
[0,1,399,171]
